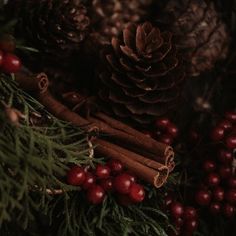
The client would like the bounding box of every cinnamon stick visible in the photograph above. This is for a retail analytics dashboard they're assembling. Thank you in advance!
[95,139,169,188]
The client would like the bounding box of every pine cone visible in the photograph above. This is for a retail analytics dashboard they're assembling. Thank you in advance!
[7,0,90,60]
[154,0,229,76]
[88,0,152,45]
[97,22,185,125]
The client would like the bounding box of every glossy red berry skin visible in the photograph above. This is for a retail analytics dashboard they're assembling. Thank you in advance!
[206,173,220,187]
[225,135,236,149]
[100,178,113,192]
[1,53,21,73]
[225,112,236,123]
[203,160,216,172]
[183,207,197,220]
[155,118,170,129]
[218,120,233,131]
[184,219,198,233]
[126,172,137,183]
[82,172,96,190]
[170,202,184,218]
[222,204,235,218]
[0,50,3,66]
[213,187,224,202]
[211,127,225,141]
[219,166,232,179]
[167,124,179,138]
[195,190,211,206]
[87,185,105,204]
[67,166,86,186]
[228,177,236,188]
[159,134,173,145]
[95,164,111,179]
[113,173,133,194]
[210,202,221,215]
[108,160,124,174]
[218,149,233,164]
[174,217,184,227]
[225,189,236,204]
[129,183,145,203]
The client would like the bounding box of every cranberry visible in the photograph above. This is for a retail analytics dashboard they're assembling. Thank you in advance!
[206,173,220,187]
[67,166,86,186]
[82,172,96,190]
[222,203,235,218]
[108,159,124,174]
[100,178,113,192]
[225,189,236,204]
[167,123,179,138]
[225,112,236,123]
[218,120,233,131]
[219,166,232,179]
[211,126,225,141]
[202,160,216,172]
[95,164,111,179]
[1,53,21,73]
[183,207,197,220]
[213,187,224,202]
[0,50,3,66]
[184,219,198,233]
[174,217,184,227]
[129,183,145,203]
[159,134,174,145]
[225,135,236,149]
[228,177,236,188]
[155,118,170,129]
[87,185,105,204]
[113,173,133,194]
[170,202,184,218]
[218,149,233,164]
[210,202,221,214]
[195,190,211,206]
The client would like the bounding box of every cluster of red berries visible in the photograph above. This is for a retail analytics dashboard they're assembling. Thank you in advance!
[144,118,179,145]
[164,195,198,236]
[0,35,21,74]
[66,160,145,205]
[195,111,236,218]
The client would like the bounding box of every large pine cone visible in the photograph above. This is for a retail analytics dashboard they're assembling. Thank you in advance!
[88,0,152,45]
[7,0,90,60]
[98,22,185,125]
[153,0,229,76]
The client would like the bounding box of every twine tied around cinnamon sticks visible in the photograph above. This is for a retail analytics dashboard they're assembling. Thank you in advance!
[15,72,175,188]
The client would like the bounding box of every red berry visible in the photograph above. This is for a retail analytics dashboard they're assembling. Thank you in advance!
[0,50,3,66]
[184,219,198,233]
[67,166,86,186]
[129,183,145,203]
[82,172,96,190]
[87,185,105,204]
[108,160,124,174]
[113,173,133,194]
[206,173,220,187]
[210,202,221,215]
[195,190,211,206]
[218,149,233,164]
[225,189,236,204]
[202,160,216,172]
[125,172,137,183]
[170,202,184,218]
[95,164,111,179]
[117,194,133,206]
[225,135,236,149]
[183,207,197,220]
[218,120,232,131]
[100,178,113,192]
[211,126,225,141]
[159,134,174,145]
[155,118,170,129]
[1,53,21,73]
[225,112,236,123]
[213,187,224,202]
[174,217,184,227]
[167,123,179,138]
[219,166,232,179]
[228,177,236,188]
[222,203,235,218]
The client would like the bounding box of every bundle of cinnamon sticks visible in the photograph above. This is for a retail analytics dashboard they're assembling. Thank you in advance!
[15,72,175,188]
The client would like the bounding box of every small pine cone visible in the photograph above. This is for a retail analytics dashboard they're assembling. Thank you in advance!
[88,0,152,45]
[97,22,185,125]
[154,0,229,76]
[7,0,90,60]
